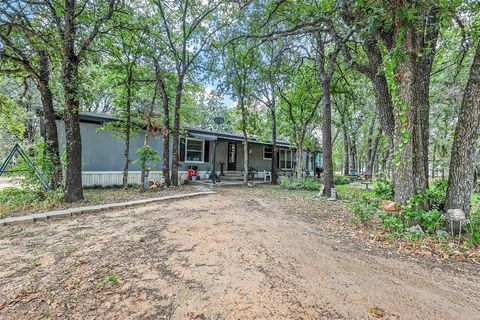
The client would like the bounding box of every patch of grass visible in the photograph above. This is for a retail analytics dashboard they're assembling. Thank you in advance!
[96,274,118,289]
[335,184,374,200]
[279,176,321,191]
[334,174,351,185]
[350,197,377,223]
[20,255,41,273]
[0,185,194,218]
[0,187,64,218]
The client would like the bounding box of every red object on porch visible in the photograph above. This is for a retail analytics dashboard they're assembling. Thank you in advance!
[188,167,197,177]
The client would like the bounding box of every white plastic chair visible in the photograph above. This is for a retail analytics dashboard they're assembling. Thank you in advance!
[264,170,272,182]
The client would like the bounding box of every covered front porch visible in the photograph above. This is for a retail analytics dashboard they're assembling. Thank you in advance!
[178,127,323,183]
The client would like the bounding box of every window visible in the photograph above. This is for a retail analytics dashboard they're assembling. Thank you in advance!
[183,138,204,163]
[263,147,273,160]
[279,149,296,170]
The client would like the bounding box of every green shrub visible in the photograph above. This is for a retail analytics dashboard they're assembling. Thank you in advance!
[404,208,444,233]
[9,142,58,189]
[0,187,64,217]
[426,179,448,210]
[465,211,480,246]
[280,176,320,191]
[372,180,393,200]
[300,177,320,191]
[379,212,404,234]
[279,176,300,190]
[350,197,377,222]
[334,174,351,186]
[0,187,43,206]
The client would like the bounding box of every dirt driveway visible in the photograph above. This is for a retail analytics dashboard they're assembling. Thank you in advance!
[0,176,14,190]
[0,186,479,319]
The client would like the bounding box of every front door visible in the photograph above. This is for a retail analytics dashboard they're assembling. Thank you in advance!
[227,142,237,171]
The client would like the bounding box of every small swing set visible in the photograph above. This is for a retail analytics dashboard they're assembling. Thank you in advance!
[0,143,51,191]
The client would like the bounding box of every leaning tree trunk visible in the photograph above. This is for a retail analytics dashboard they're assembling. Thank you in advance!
[62,1,83,202]
[445,43,480,216]
[364,38,396,149]
[270,106,277,185]
[38,52,62,189]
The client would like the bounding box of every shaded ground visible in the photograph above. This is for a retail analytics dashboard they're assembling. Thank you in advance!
[0,186,479,319]
[0,176,15,190]
[0,185,197,218]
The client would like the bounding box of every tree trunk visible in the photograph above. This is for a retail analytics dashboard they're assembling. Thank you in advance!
[295,143,303,181]
[363,38,395,149]
[367,129,381,177]
[349,138,357,172]
[122,68,133,188]
[381,149,389,174]
[139,132,149,193]
[21,84,35,146]
[340,112,349,176]
[140,81,157,193]
[240,99,249,185]
[392,42,429,207]
[62,0,83,202]
[157,71,171,187]
[431,145,436,179]
[445,43,480,216]
[322,78,334,197]
[270,106,277,184]
[37,52,62,189]
[171,76,184,186]
[365,119,376,176]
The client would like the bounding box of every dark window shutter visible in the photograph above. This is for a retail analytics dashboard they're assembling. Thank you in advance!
[180,138,186,161]
[204,141,210,162]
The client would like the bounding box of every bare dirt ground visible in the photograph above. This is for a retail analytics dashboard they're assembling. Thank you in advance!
[0,177,15,190]
[0,186,479,320]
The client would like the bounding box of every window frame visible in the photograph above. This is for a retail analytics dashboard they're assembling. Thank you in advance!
[184,137,205,163]
[263,146,273,160]
[279,149,296,170]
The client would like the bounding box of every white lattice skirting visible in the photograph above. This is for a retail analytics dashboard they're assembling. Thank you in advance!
[82,171,166,187]
[81,171,213,187]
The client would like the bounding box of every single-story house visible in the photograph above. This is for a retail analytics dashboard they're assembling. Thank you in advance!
[41,112,323,186]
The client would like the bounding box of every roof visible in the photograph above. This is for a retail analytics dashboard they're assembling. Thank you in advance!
[185,127,291,147]
[54,112,293,148]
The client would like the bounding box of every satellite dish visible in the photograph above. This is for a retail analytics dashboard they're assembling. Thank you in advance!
[214,117,225,125]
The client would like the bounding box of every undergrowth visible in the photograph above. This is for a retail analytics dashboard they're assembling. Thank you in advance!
[279,176,320,191]
[0,187,64,218]
[346,178,480,247]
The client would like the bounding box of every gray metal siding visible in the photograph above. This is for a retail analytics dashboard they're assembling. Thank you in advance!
[56,119,322,174]
[56,120,163,171]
